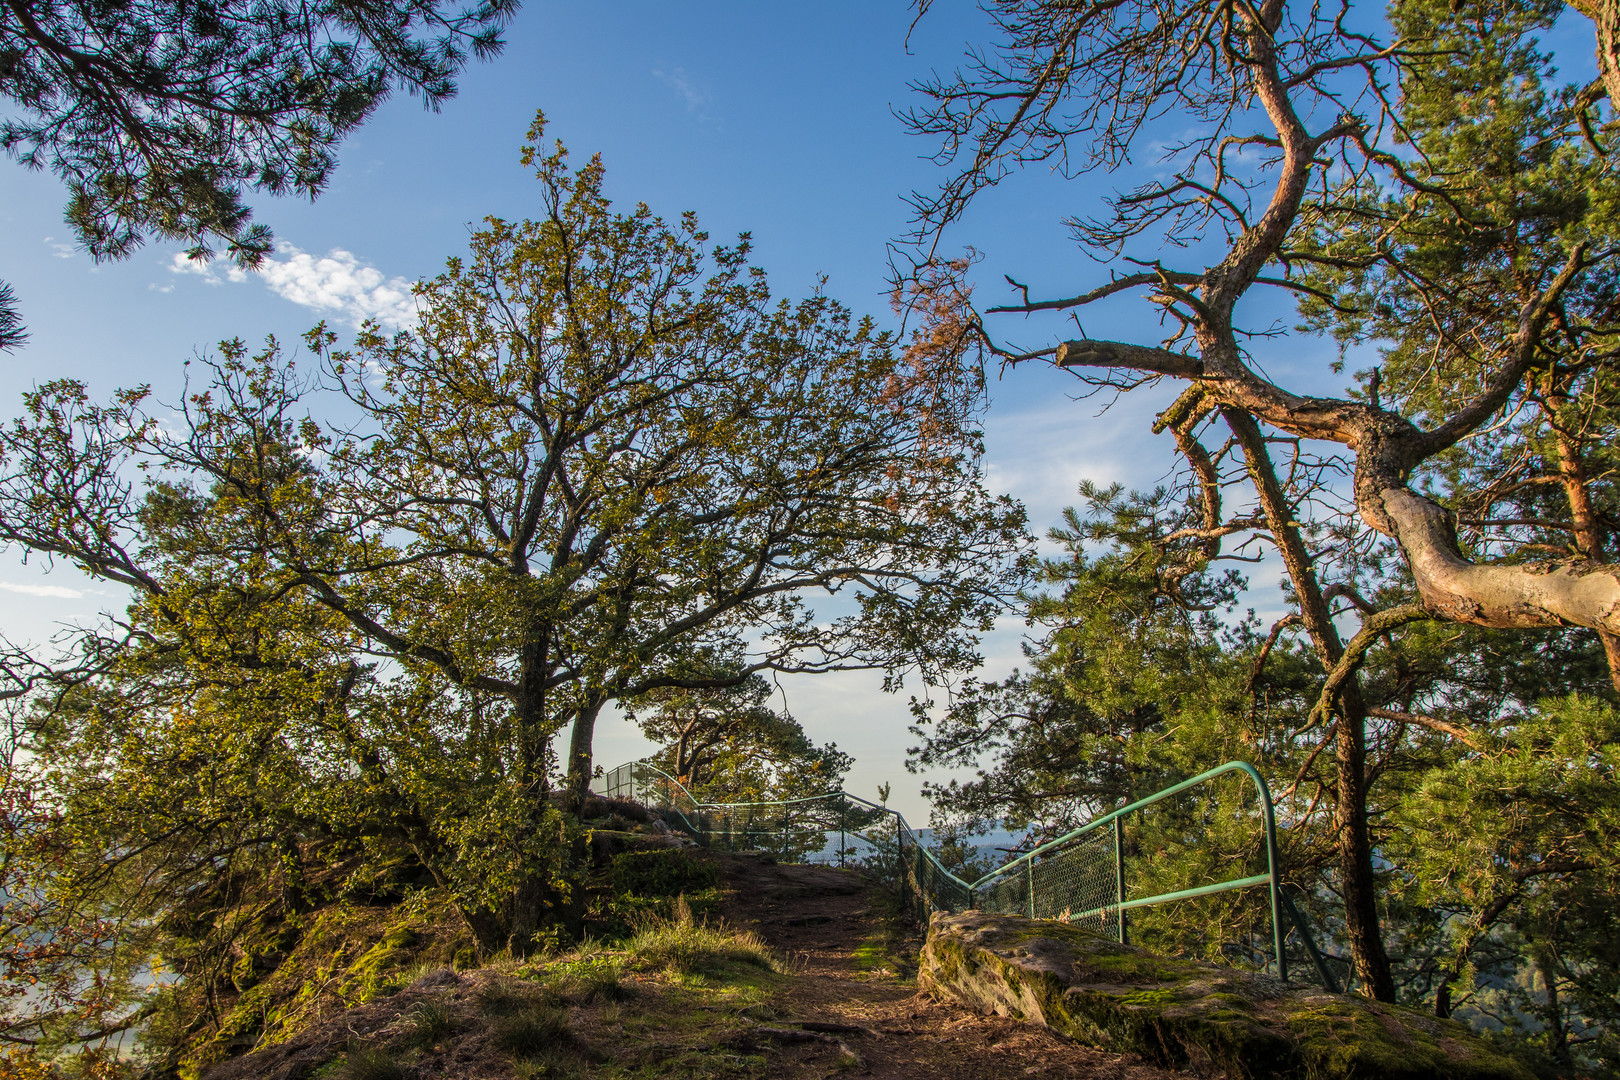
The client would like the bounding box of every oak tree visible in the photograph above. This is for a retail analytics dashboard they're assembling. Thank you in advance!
[0,120,1029,1054]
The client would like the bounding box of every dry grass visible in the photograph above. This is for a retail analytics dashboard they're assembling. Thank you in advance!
[624,895,780,978]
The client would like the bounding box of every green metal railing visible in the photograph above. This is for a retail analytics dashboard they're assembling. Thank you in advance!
[596,758,1338,990]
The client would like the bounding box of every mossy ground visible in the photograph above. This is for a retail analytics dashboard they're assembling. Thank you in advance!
[180,899,809,1080]
[129,822,735,1079]
[104,846,1202,1080]
[922,912,1536,1080]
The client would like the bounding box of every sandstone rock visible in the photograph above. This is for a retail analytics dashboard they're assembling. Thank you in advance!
[920,910,1531,1080]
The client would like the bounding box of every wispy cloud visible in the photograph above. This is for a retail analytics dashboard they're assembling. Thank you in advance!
[0,581,83,599]
[169,245,420,329]
[653,67,710,112]
[42,236,76,259]
[982,391,1177,535]
[170,253,247,285]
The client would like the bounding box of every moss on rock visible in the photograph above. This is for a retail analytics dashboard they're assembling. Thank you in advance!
[919,911,1532,1080]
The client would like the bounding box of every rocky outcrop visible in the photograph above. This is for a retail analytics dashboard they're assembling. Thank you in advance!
[919,911,1531,1080]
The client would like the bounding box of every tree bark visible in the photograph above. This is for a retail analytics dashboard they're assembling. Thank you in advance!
[1376,486,1620,636]
[1549,405,1620,691]
[1225,409,1396,1001]
[566,698,604,802]
[1057,338,1620,657]
[1568,0,1620,113]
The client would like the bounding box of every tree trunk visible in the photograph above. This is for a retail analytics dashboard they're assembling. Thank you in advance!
[1549,404,1620,692]
[566,698,604,801]
[1568,0,1620,112]
[1331,682,1397,1001]
[1226,409,1396,1000]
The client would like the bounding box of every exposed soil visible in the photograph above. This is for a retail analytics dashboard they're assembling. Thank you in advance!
[702,849,1182,1080]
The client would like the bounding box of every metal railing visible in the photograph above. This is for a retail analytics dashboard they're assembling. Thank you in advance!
[595,758,1337,989]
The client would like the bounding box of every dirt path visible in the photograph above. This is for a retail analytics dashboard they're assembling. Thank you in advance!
[709,851,1179,1080]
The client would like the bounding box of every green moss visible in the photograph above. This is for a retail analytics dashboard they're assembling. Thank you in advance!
[1208,991,1257,1011]
[341,925,420,1001]
[926,914,1536,1080]
[1120,988,1181,1007]
[993,923,1199,985]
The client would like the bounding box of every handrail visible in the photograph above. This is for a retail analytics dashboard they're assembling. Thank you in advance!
[597,757,1337,989]
[968,761,1290,981]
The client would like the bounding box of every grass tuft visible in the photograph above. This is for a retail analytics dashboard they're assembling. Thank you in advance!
[491,1004,571,1059]
[625,895,779,977]
[559,966,630,1004]
[403,999,456,1047]
[339,1046,409,1080]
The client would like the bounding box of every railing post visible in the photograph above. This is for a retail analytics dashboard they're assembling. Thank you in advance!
[1026,856,1036,919]
[1280,888,1341,992]
[1250,768,1289,983]
[1114,814,1128,945]
[839,802,846,869]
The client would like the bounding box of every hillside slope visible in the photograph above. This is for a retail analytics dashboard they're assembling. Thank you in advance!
[193,847,1178,1080]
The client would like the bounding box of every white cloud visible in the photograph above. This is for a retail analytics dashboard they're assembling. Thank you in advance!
[257,245,419,329]
[169,245,419,329]
[0,581,83,599]
[982,389,1179,533]
[653,67,709,111]
[42,236,76,259]
[169,252,247,285]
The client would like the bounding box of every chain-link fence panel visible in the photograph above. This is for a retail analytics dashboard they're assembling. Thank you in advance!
[592,757,1335,988]
[972,825,1121,936]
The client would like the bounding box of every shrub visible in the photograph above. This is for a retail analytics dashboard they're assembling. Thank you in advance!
[608,850,716,897]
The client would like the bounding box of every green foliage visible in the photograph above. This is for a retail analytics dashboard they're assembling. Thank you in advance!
[0,0,514,348]
[629,667,852,804]
[914,481,1259,842]
[0,116,1027,1055]
[915,476,1620,1068]
[1385,695,1620,1071]
[608,850,719,899]
[592,849,723,934]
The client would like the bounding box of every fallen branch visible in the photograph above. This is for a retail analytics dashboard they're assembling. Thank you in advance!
[797,1021,878,1036]
[728,1023,865,1066]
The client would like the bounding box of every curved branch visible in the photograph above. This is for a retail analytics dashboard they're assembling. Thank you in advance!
[1366,708,1486,750]
[1306,604,1432,728]
[1378,487,1620,634]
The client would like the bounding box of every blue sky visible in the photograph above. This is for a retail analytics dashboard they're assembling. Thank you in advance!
[1,3,1600,820]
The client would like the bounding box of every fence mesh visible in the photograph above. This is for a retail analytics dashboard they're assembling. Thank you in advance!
[975,825,1122,937]
[594,758,1336,989]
